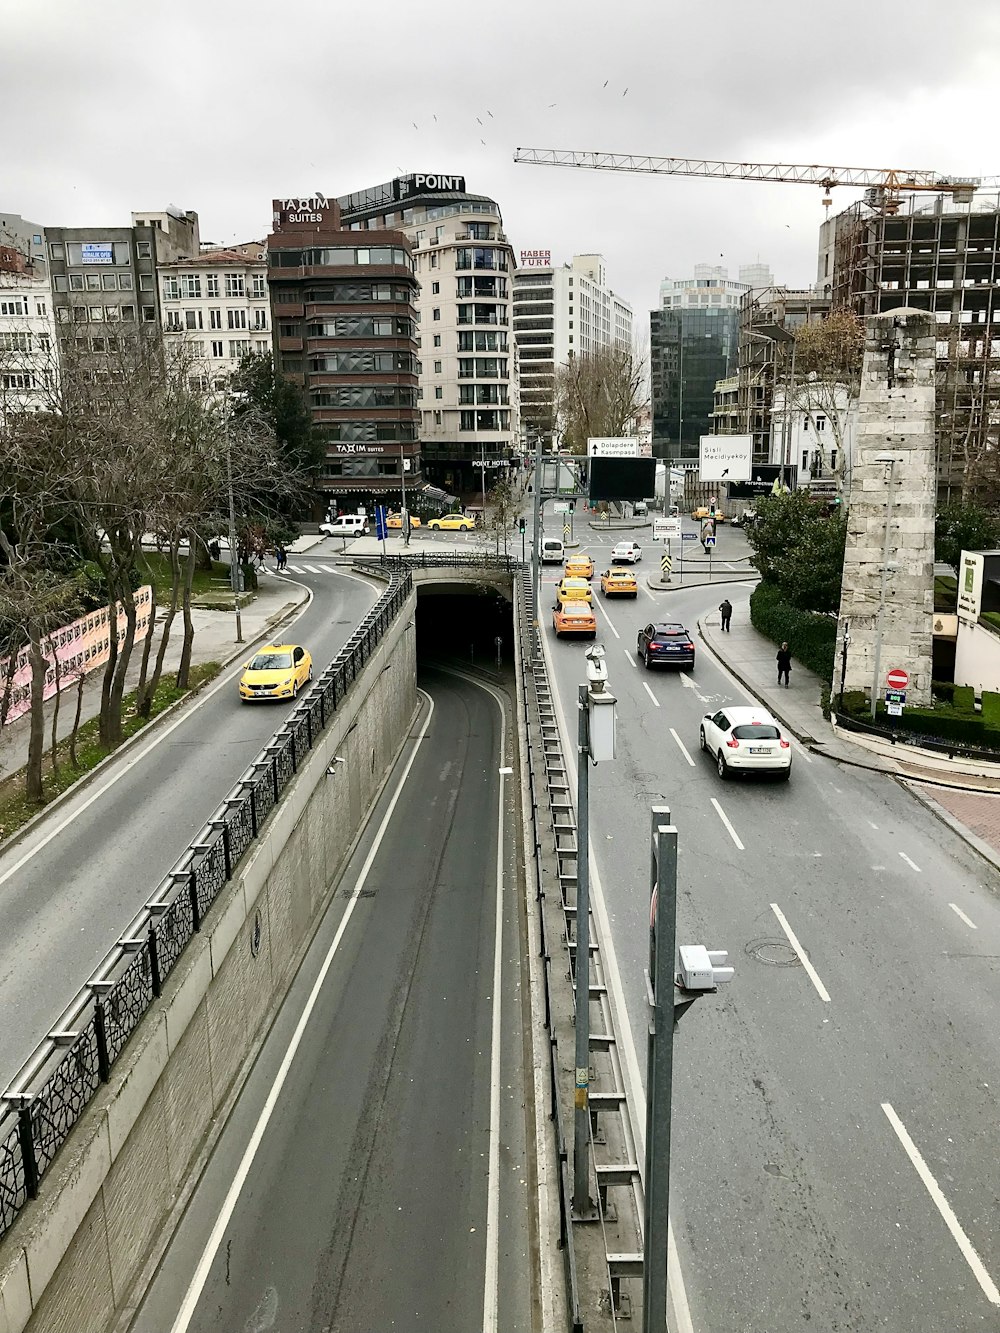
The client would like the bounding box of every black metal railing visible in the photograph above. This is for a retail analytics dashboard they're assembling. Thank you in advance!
[0,571,412,1242]
[835,709,1000,764]
[354,552,526,574]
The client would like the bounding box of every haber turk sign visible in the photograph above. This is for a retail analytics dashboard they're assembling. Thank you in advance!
[699,435,753,483]
[520,249,551,267]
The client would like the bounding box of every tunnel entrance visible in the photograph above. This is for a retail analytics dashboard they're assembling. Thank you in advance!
[414,581,516,670]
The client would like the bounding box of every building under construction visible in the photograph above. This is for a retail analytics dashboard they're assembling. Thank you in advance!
[819,191,1000,498]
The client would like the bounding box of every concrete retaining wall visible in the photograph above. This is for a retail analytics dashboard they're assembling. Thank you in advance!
[0,594,418,1333]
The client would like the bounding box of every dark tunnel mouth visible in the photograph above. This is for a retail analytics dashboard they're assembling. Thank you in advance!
[414,583,516,666]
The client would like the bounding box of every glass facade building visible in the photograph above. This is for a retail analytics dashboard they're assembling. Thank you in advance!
[650,305,739,460]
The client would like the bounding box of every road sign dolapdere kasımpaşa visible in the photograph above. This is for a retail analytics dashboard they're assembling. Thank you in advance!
[886,668,909,691]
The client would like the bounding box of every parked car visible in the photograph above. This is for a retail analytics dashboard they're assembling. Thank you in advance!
[636,622,695,670]
[600,568,638,598]
[699,706,791,780]
[239,644,313,702]
[320,515,369,537]
[564,552,595,580]
[552,603,597,639]
[612,541,642,564]
[427,513,476,531]
[386,512,421,529]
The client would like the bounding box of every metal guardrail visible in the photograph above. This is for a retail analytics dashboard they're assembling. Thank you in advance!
[0,571,412,1242]
[354,551,525,573]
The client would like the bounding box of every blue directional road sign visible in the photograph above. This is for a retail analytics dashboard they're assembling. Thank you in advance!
[375,504,388,542]
[681,532,697,542]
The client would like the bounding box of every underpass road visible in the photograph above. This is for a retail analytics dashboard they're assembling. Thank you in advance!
[0,568,380,1086]
[130,668,536,1333]
[542,570,1000,1332]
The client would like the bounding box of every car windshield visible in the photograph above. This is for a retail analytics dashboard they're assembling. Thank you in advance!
[249,652,292,670]
[732,724,780,740]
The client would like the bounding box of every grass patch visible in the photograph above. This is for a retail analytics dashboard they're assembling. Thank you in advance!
[134,552,234,602]
[0,661,221,844]
[934,575,957,611]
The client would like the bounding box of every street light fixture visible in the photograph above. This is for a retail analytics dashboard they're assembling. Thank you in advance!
[748,322,796,488]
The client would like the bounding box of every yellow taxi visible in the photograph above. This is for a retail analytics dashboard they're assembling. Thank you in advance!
[427,513,476,531]
[692,506,725,522]
[554,576,593,606]
[238,644,313,703]
[553,602,597,639]
[386,512,421,530]
[564,552,594,580]
[600,568,638,598]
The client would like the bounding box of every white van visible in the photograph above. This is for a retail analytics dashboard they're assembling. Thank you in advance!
[541,537,565,564]
[320,515,370,538]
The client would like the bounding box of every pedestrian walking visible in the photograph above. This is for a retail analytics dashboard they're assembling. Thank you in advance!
[275,545,287,572]
[719,598,733,632]
[776,642,792,688]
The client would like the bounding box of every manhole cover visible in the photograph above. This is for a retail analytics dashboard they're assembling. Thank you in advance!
[745,937,800,968]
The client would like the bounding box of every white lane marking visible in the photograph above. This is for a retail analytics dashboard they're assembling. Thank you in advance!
[949,903,978,930]
[770,903,831,1003]
[285,564,306,572]
[168,694,436,1333]
[867,821,879,830]
[710,797,745,850]
[899,852,922,873]
[0,570,318,890]
[678,671,711,704]
[725,562,737,570]
[642,681,660,708]
[669,728,696,767]
[592,596,621,639]
[301,564,327,573]
[639,580,657,602]
[793,742,813,764]
[541,629,695,1333]
[483,689,508,1333]
[624,648,638,669]
[881,1102,1000,1307]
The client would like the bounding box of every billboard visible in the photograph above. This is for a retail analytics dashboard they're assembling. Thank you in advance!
[699,434,753,482]
[589,457,656,502]
[728,464,799,498]
[588,437,639,458]
[958,551,985,623]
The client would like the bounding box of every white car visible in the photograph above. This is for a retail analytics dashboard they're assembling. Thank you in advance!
[611,541,642,563]
[320,515,369,537]
[699,706,791,781]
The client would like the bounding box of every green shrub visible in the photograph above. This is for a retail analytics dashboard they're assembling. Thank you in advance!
[749,581,838,682]
[836,689,1000,750]
[931,680,955,704]
[953,685,977,715]
[980,691,1000,728]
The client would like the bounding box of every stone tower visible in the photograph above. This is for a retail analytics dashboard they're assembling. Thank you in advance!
[835,309,936,706]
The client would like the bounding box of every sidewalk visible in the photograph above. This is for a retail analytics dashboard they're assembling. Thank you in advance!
[698,607,1000,868]
[0,575,308,785]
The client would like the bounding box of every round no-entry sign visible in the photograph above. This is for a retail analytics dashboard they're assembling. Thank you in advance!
[886,668,909,690]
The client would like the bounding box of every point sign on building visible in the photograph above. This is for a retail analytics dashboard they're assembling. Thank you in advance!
[886,668,909,691]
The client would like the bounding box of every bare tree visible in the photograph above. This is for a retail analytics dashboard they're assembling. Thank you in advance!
[789,310,865,490]
[483,477,520,557]
[553,342,648,455]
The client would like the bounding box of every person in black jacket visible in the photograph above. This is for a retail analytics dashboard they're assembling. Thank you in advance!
[776,642,792,687]
[719,598,732,632]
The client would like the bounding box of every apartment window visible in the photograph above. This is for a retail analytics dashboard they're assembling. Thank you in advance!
[86,273,102,291]
[0,299,26,316]
[434,410,442,425]
[181,274,202,298]
[228,309,247,329]
[102,273,118,291]
[433,334,441,347]
[136,241,152,259]
[229,339,250,358]
[225,273,245,297]
[139,274,154,291]
[435,386,443,399]
[49,242,65,260]
[430,253,439,269]
[432,282,440,295]
[211,340,224,358]
[141,305,156,321]
[185,309,202,330]
[816,416,826,431]
[165,311,182,330]
[433,307,440,321]
[207,274,219,297]
[253,309,267,330]
[121,305,136,321]
[53,276,68,292]
[830,450,837,470]
[104,307,119,322]
[88,305,104,321]
[118,273,133,290]
[0,332,31,351]
[209,309,222,329]
[434,360,442,373]
[252,273,266,299]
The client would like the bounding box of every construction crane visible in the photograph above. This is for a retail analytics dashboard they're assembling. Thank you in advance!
[512,148,983,214]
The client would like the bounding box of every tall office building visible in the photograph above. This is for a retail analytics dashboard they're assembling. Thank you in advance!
[819,191,1000,494]
[336,173,517,496]
[651,264,750,459]
[267,193,422,515]
[512,252,633,443]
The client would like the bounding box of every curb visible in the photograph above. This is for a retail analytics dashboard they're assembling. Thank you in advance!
[902,781,1000,875]
[0,587,310,859]
[648,574,760,593]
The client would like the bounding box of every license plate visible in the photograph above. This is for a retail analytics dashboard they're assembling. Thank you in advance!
[749,747,772,755]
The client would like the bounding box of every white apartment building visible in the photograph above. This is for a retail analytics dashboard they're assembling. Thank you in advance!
[157,241,270,388]
[771,384,856,487]
[0,216,57,423]
[512,253,633,441]
[658,261,774,311]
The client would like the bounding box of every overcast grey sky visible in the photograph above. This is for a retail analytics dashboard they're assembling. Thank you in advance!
[4,0,999,324]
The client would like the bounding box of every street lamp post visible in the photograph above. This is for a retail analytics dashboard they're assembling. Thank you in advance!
[530,430,544,657]
[748,322,796,486]
[871,455,899,720]
[400,441,409,546]
[223,416,243,644]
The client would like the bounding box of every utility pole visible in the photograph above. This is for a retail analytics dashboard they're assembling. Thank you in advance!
[781,336,797,489]
[871,456,898,720]
[531,430,544,657]
[400,441,409,546]
[224,411,243,644]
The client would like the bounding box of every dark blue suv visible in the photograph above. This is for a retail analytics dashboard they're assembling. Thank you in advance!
[636,622,695,671]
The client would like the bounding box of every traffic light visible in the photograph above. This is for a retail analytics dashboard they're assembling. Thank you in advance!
[568,500,576,513]
[518,517,526,534]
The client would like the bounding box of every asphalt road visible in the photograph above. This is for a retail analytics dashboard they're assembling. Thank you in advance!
[130,669,535,1333]
[541,554,1000,1332]
[0,567,379,1087]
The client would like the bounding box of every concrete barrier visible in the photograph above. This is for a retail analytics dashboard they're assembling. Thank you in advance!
[0,592,418,1333]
